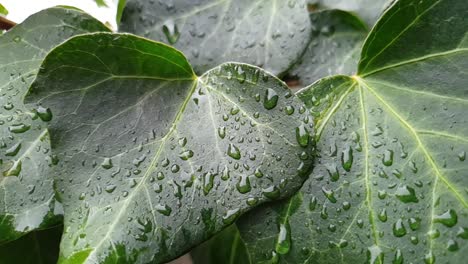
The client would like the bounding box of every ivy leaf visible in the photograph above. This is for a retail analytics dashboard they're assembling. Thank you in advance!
[119,0,312,76]
[236,0,468,263]
[191,225,251,264]
[25,33,315,263]
[116,0,127,24]
[288,10,367,88]
[0,7,109,243]
[308,0,394,27]
[0,226,62,264]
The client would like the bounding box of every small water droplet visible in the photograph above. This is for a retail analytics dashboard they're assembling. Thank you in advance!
[101,158,113,169]
[179,150,194,160]
[341,146,353,171]
[382,149,394,166]
[296,124,310,147]
[155,204,172,216]
[236,175,251,193]
[5,142,21,157]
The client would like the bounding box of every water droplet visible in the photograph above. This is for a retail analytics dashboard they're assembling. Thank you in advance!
[162,21,180,44]
[263,186,280,199]
[236,175,251,193]
[424,251,435,264]
[447,239,459,251]
[171,164,180,173]
[378,208,387,222]
[309,197,317,211]
[105,185,117,193]
[227,143,241,160]
[5,142,21,157]
[155,204,172,216]
[222,208,240,224]
[203,172,215,195]
[264,88,279,110]
[322,187,336,203]
[179,150,194,160]
[218,126,226,139]
[285,105,295,115]
[458,151,466,161]
[456,227,468,239]
[13,36,21,43]
[101,158,113,169]
[341,146,353,171]
[36,106,53,121]
[367,245,383,264]
[3,103,13,110]
[382,149,394,166]
[393,219,407,237]
[395,185,418,203]
[3,160,22,176]
[296,124,310,147]
[393,249,403,264]
[9,124,31,133]
[434,209,457,227]
[276,221,291,255]
[326,165,339,181]
[409,217,421,231]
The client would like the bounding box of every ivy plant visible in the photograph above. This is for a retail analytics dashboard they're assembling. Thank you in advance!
[0,0,466,263]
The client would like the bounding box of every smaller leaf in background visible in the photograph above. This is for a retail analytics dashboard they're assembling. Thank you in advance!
[0,7,109,244]
[0,226,63,264]
[287,10,367,89]
[308,0,395,27]
[116,0,126,24]
[191,225,250,264]
[0,3,8,16]
[94,0,108,7]
[120,0,312,76]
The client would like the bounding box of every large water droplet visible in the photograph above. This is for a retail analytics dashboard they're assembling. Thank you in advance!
[36,106,53,122]
[434,209,457,227]
[9,124,31,133]
[367,245,383,264]
[227,143,241,160]
[276,221,291,255]
[322,187,336,203]
[296,124,310,147]
[393,219,407,237]
[395,185,418,203]
[382,149,394,166]
[264,88,279,110]
[101,158,113,169]
[222,208,240,224]
[262,186,280,200]
[5,142,21,157]
[162,21,180,44]
[393,249,403,264]
[3,160,22,176]
[203,172,215,195]
[236,175,251,193]
[341,146,353,171]
[179,150,194,160]
[155,204,172,216]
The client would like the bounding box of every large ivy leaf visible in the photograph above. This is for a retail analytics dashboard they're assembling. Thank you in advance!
[0,225,62,264]
[288,9,367,88]
[235,0,468,263]
[25,33,315,263]
[119,0,312,76]
[0,7,109,243]
[308,0,394,27]
[0,4,8,16]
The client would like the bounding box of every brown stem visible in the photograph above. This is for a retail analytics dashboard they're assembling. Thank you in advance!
[0,16,16,31]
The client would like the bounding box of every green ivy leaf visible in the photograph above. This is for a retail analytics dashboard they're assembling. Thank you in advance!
[0,7,109,243]
[191,225,251,264]
[236,0,468,263]
[25,33,315,263]
[288,10,367,88]
[0,226,62,264]
[119,0,312,76]
[308,0,394,27]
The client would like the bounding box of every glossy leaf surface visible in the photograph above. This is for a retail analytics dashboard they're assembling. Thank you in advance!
[119,0,312,75]
[25,33,314,263]
[238,0,468,263]
[0,7,109,243]
[308,0,394,27]
[288,10,367,88]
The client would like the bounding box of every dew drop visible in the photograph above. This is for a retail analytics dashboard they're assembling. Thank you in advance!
[295,124,310,147]
[341,146,353,171]
[236,175,251,194]
[434,209,457,227]
[264,88,279,110]
[101,158,113,169]
[395,185,418,203]
[227,143,241,160]
[393,219,407,237]
[276,222,291,255]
